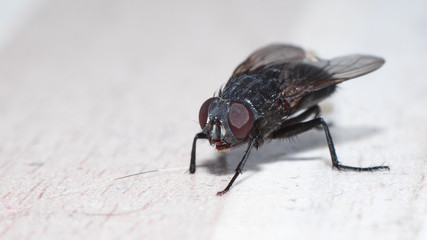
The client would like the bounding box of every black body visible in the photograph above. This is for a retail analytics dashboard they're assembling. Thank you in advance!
[190,44,390,195]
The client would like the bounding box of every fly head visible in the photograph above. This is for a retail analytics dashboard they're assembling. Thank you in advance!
[198,97,254,150]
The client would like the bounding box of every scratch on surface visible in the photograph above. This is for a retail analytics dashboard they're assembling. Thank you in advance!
[104,203,118,222]
[120,184,132,194]
[97,169,106,177]
[79,149,95,166]
[0,224,12,237]
[77,202,151,218]
[137,187,151,197]
[85,219,94,229]
[38,185,49,199]
[128,221,141,233]
[58,176,67,186]
[19,180,43,204]
[413,174,425,200]
[2,192,11,200]
[45,212,54,221]
[100,183,113,196]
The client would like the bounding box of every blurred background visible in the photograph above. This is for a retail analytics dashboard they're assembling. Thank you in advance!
[0,0,426,239]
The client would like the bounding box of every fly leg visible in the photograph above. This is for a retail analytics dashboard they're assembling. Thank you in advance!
[270,115,390,172]
[189,133,207,173]
[217,137,257,196]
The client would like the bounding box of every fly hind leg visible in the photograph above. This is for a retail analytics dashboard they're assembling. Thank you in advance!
[270,106,390,172]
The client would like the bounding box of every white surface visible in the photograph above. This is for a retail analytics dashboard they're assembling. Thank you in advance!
[0,0,45,48]
[0,0,426,239]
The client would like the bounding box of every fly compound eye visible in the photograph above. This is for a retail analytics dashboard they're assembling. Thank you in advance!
[228,100,253,139]
[198,97,216,130]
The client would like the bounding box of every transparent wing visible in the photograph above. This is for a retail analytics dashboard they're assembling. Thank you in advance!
[231,44,306,77]
[280,54,385,101]
[307,54,385,81]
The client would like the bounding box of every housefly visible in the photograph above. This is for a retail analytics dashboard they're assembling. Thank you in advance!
[189,44,390,196]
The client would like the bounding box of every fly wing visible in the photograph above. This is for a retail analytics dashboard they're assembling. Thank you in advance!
[226,44,384,111]
[279,54,385,102]
[323,55,385,80]
[231,44,306,77]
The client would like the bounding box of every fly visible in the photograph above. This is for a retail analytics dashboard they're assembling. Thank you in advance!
[189,44,390,196]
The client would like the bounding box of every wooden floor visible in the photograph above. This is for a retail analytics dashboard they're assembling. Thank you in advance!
[0,1,426,239]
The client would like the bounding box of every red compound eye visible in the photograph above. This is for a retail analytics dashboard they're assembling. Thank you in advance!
[198,97,216,129]
[228,100,254,139]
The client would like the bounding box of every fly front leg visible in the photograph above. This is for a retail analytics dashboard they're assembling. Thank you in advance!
[217,137,257,196]
[270,115,390,172]
[189,133,207,173]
